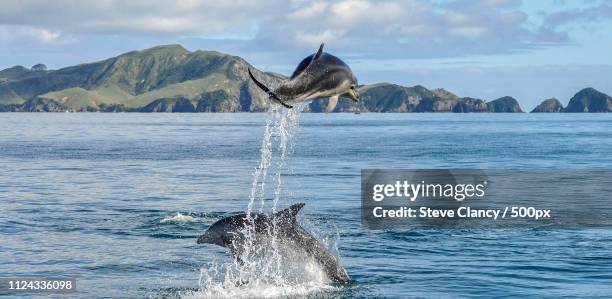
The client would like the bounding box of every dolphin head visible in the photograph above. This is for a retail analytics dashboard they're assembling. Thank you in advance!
[345,84,360,102]
[343,74,360,102]
[197,215,244,247]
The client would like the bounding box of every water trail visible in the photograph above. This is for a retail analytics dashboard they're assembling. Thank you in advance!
[247,109,274,215]
[245,103,305,215]
[271,103,303,213]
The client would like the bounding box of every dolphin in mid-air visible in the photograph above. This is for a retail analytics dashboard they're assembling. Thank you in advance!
[248,44,360,112]
[197,203,350,284]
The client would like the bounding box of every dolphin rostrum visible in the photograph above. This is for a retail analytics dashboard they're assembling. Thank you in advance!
[197,203,350,284]
[248,44,360,112]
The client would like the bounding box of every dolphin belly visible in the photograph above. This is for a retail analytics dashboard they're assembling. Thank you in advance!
[282,70,352,102]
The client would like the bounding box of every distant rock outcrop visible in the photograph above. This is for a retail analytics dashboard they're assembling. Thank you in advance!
[531,98,564,113]
[431,88,459,100]
[486,96,523,113]
[21,98,66,112]
[138,97,195,112]
[452,97,489,112]
[305,83,519,113]
[96,103,127,112]
[31,64,48,71]
[563,88,612,112]
[195,90,241,112]
[0,98,67,112]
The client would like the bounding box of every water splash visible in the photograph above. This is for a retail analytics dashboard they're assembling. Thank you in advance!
[160,213,199,224]
[246,109,274,215]
[185,260,336,298]
[191,103,342,298]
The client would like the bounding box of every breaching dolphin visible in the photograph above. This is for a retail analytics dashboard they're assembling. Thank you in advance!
[197,203,350,284]
[248,43,360,112]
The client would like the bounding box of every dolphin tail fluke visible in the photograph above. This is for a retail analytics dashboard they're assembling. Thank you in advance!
[247,68,293,109]
[273,203,305,223]
[326,95,339,113]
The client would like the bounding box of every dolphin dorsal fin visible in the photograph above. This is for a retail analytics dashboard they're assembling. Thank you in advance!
[313,43,324,60]
[302,43,324,74]
[273,203,305,222]
[289,43,325,79]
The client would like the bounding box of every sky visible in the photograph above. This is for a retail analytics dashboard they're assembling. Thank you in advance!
[0,0,611,110]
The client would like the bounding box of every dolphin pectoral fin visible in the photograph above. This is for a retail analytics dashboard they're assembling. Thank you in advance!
[326,96,339,113]
[273,203,305,223]
[248,68,293,109]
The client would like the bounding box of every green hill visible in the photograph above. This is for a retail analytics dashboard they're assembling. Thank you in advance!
[0,45,282,111]
[6,44,610,113]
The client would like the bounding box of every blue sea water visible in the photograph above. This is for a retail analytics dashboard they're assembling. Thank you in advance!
[1,113,612,298]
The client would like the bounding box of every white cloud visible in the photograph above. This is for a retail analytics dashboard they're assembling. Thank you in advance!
[0,0,270,36]
[251,0,565,57]
[0,0,574,58]
[296,29,347,47]
[288,1,328,20]
[448,26,487,39]
[0,25,65,44]
[36,29,61,43]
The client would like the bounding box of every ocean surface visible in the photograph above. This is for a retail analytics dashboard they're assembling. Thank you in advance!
[1,112,612,298]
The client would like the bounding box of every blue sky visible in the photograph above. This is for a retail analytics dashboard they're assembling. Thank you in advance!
[0,0,610,110]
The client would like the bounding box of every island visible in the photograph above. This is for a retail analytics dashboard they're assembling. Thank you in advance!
[1,45,610,113]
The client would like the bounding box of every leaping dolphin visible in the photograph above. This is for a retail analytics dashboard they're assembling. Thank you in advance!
[197,203,350,284]
[248,44,360,112]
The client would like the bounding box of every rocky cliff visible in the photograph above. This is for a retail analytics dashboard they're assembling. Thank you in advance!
[563,88,612,112]
[531,98,564,113]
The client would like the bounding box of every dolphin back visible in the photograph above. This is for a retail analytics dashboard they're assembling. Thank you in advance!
[273,203,350,284]
[275,46,356,102]
[272,202,305,224]
[290,54,315,80]
[290,224,350,283]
